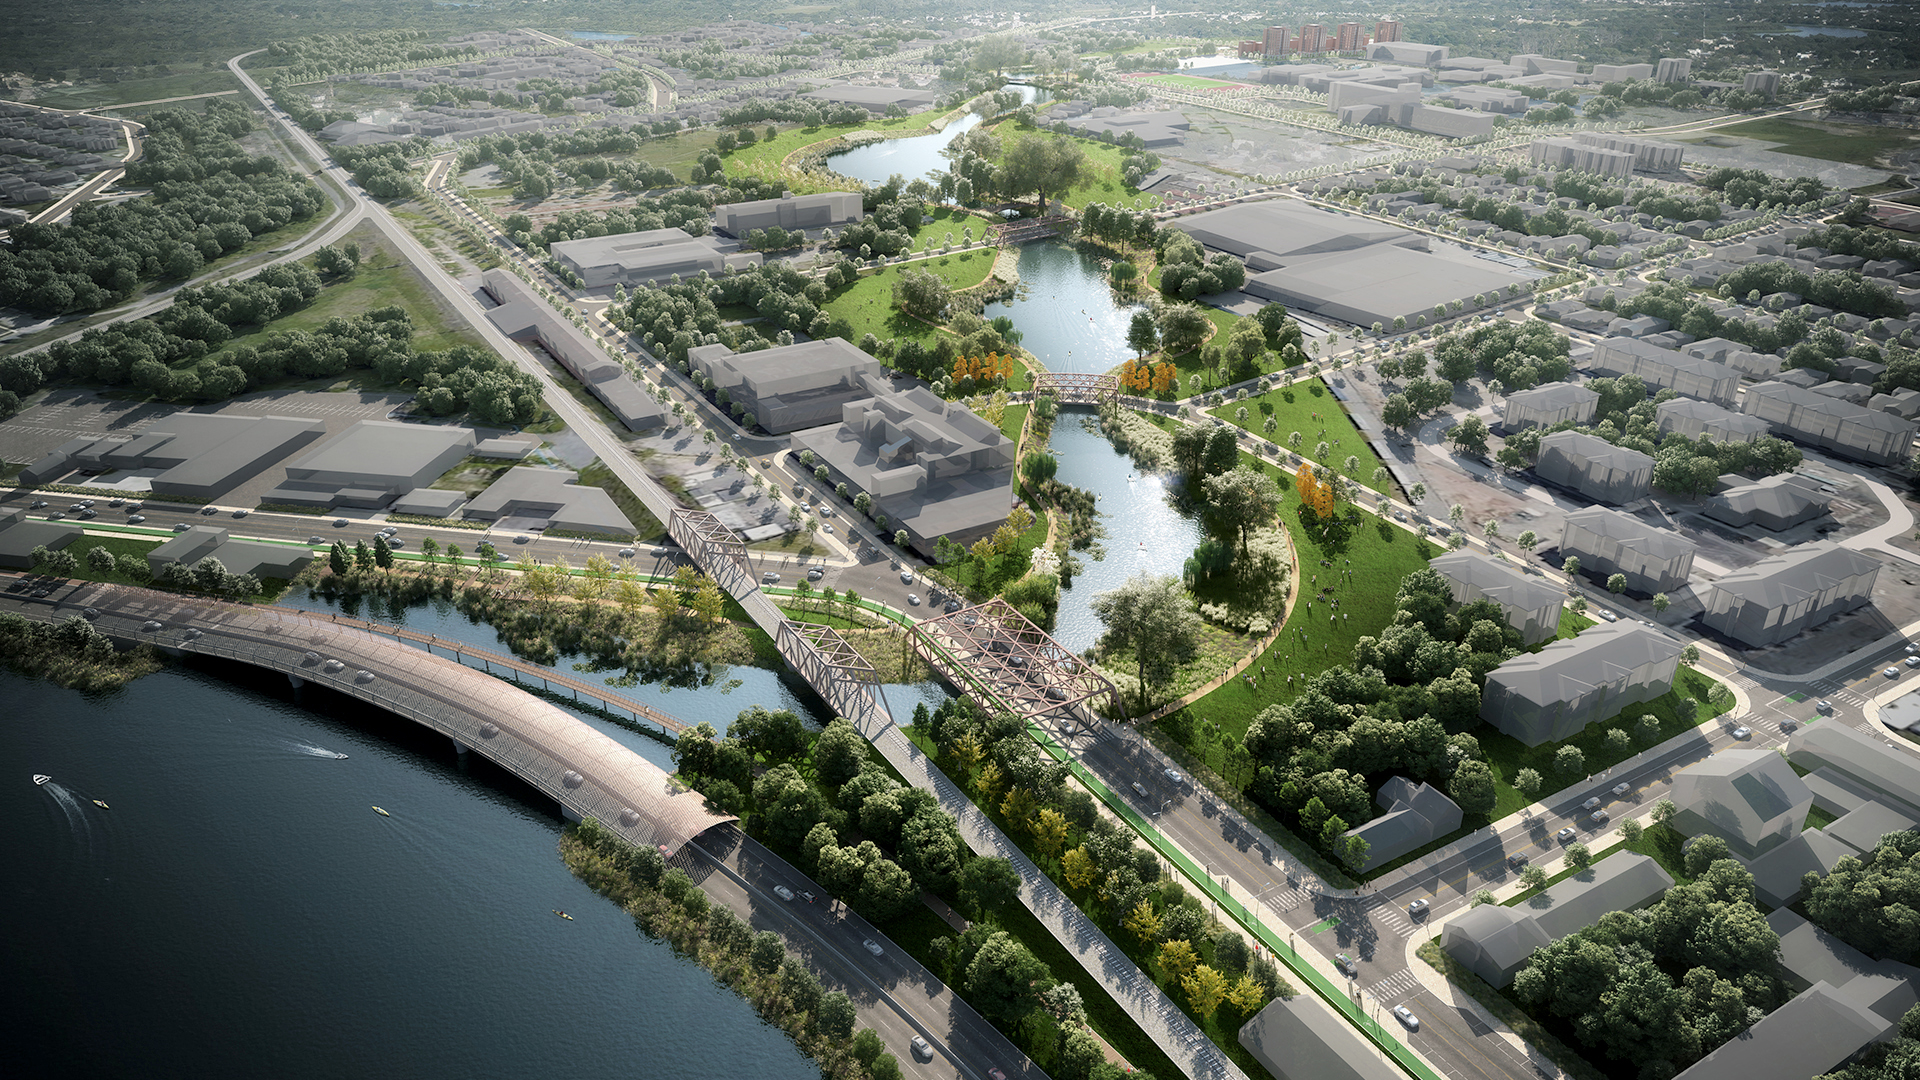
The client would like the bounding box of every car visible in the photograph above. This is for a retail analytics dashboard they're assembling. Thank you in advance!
[1816,700,1834,713]
[200,506,217,515]
[909,1036,932,1060]
[1732,726,1752,740]
[762,571,781,585]
[1393,509,1407,521]
[1165,768,1184,784]
[47,511,64,520]
[1407,898,1429,917]
[1507,853,1529,870]
[1336,952,1356,975]
[819,505,834,517]
[1131,782,1150,797]
[800,891,816,904]
[806,567,823,581]
[108,499,124,508]
[822,524,833,535]
[1596,609,1617,622]
[1589,809,1610,824]
[907,593,920,606]
[127,515,145,524]
[989,1070,1008,1080]
[1888,667,1903,678]
[514,534,532,544]
[82,607,99,619]
[309,536,323,545]
[387,539,405,549]
[619,548,636,559]
[1612,782,1630,797]
[232,509,248,518]
[900,570,914,584]
[862,939,883,957]
[1582,796,1602,811]
[172,523,189,532]
[29,500,46,509]
[772,885,794,901]
[1556,826,1577,842]
[1908,657,1920,668]
[944,599,961,613]
[1393,1005,1420,1031]
[78,509,95,519]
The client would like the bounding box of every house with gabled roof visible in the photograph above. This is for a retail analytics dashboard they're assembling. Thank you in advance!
[1442,852,1674,987]
[1670,748,1813,859]
[1479,622,1684,746]
[1699,541,1880,647]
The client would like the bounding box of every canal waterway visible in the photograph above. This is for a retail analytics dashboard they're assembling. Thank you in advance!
[7,593,949,1077]
[986,240,1148,376]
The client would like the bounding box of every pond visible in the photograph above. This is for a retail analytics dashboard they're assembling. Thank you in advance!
[1047,415,1205,655]
[984,239,1149,376]
[823,85,1048,188]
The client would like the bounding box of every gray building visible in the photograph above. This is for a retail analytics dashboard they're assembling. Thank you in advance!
[18,414,328,502]
[1704,473,1830,531]
[712,192,863,238]
[1656,57,1692,83]
[1503,381,1597,432]
[1747,830,1855,908]
[482,269,666,432]
[1528,137,1635,181]
[1742,380,1919,466]
[1670,748,1813,859]
[688,338,887,434]
[1789,723,1920,821]
[1238,994,1406,1080]
[0,509,84,570]
[263,420,475,510]
[1480,622,1683,746]
[1574,132,1685,171]
[1341,776,1462,870]
[549,227,761,288]
[1592,337,1741,406]
[147,526,315,582]
[1534,430,1654,505]
[1559,506,1696,594]
[1699,541,1881,648]
[1826,802,1920,855]
[462,466,635,538]
[789,378,1015,557]
[1442,852,1674,987]
[1430,549,1565,645]
[1654,398,1772,444]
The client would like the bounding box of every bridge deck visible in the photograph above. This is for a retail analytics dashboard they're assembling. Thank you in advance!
[2,580,728,855]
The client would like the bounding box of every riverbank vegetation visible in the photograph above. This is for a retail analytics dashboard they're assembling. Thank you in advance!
[0,610,163,691]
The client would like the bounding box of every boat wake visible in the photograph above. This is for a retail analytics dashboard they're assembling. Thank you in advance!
[42,781,96,848]
[282,739,350,760]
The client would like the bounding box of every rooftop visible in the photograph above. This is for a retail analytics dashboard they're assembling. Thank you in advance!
[1706,541,1881,608]
[1485,622,1683,708]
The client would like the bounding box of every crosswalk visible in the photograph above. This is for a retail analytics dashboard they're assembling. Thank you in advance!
[1809,679,1868,708]
[1256,884,1317,914]
[1362,894,1416,938]
[1367,969,1421,1002]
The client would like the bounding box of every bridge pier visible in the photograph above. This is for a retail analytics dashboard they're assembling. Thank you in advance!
[287,673,304,689]
[558,803,583,824]
[451,737,470,755]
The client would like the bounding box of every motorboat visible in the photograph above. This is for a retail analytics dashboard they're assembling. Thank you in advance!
[33,774,50,786]
[553,910,573,920]
[92,800,109,809]
[371,805,390,817]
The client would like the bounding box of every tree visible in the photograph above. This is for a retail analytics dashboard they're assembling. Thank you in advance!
[966,931,1048,1022]
[1449,504,1466,528]
[1124,899,1163,945]
[1127,310,1159,357]
[817,991,857,1041]
[1650,798,1677,826]
[1001,134,1086,212]
[372,534,393,571]
[84,545,116,575]
[1516,530,1537,555]
[1519,865,1549,891]
[813,717,867,786]
[1449,759,1498,816]
[1090,574,1205,712]
[958,856,1023,918]
[1607,573,1627,594]
[1062,846,1098,890]
[1562,556,1580,577]
[1566,842,1592,869]
[1158,938,1199,981]
[1681,644,1700,665]
[328,541,349,576]
[1555,745,1586,775]
[1031,807,1068,860]
[1636,713,1662,745]
[1684,834,1730,878]
[1620,819,1644,845]
[1449,414,1490,458]
[1514,767,1543,798]
[1201,467,1282,557]
[1183,964,1230,1018]
[1651,592,1671,613]
[750,929,785,974]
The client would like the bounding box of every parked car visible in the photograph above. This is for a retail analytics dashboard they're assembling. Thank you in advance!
[1336,952,1357,975]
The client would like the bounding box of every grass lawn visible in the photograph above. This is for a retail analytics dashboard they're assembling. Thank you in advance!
[623,128,724,182]
[1557,606,1596,639]
[725,114,940,187]
[982,127,1160,213]
[939,505,1049,600]
[999,403,1030,446]
[1139,73,1243,90]
[1620,822,1693,886]
[575,461,666,542]
[23,69,241,110]
[1208,378,1393,495]
[1479,666,1734,820]
[820,250,996,351]
[1696,118,1920,167]
[43,533,294,602]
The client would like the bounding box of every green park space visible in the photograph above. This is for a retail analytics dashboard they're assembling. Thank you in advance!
[1695,117,1920,167]
[978,128,1161,213]
[819,250,998,350]
[1207,378,1394,495]
[20,68,241,110]
[726,114,942,183]
[1138,73,1242,90]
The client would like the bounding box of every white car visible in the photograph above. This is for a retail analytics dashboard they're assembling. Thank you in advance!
[862,939,884,957]
[773,885,794,901]
[900,570,914,584]
[1131,782,1149,797]
[1393,1005,1419,1031]
[1164,768,1184,784]
[819,505,834,517]
[1888,667,1903,678]
[908,593,920,606]
[822,524,833,535]
[909,1036,932,1060]
[1907,657,1920,668]
[1732,726,1752,740]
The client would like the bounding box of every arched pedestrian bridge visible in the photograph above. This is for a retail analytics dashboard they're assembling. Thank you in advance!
[2,579,731,856]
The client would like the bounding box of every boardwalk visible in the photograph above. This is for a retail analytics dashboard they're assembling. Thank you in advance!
[0,579,728,855]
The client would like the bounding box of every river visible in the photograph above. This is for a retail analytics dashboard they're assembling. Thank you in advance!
[985,240,1148,376]
[5,593,949,1077]
[824,84,1047,189]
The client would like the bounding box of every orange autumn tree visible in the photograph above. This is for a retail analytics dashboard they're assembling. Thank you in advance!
[1296,461,1336,519]
[1151,361,1177,397]
[952,352,1017,386]
[1119,359,1180,396]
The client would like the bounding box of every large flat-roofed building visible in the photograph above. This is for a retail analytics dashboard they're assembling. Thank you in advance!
[1704,473,1830,531]
[19,414,330,502]
[1481,622,1683,746]
[1789,723,1920,821]
[549,227,761,288]
[462,466,635,538]
[1573,132,1685,172]
[1592,62,1655,82]
[789,377,1014,557]
[712,192,862,238]
[0,509,84,569]
[1504,381,1597,431]
[1174,201,1521,328]
[1671,748,1814,859]
[1430,549,1565,645]
[1700,541,1881,648]
[146,525,314,582]
[1592,337,1740,406]
[1654,398,1771,444]
[1529,137,1635,181]
[1559,506,1695,595]
[1443,852,1673,987]
[1367,41,1448,66]
[1534,430,1653,505]
[263,420,475,510]
[1656,57,1692,83]
[481,269,666,433]
[1059,108,1191,148]
[1742,380,1919,466]
[688,338,886,434]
